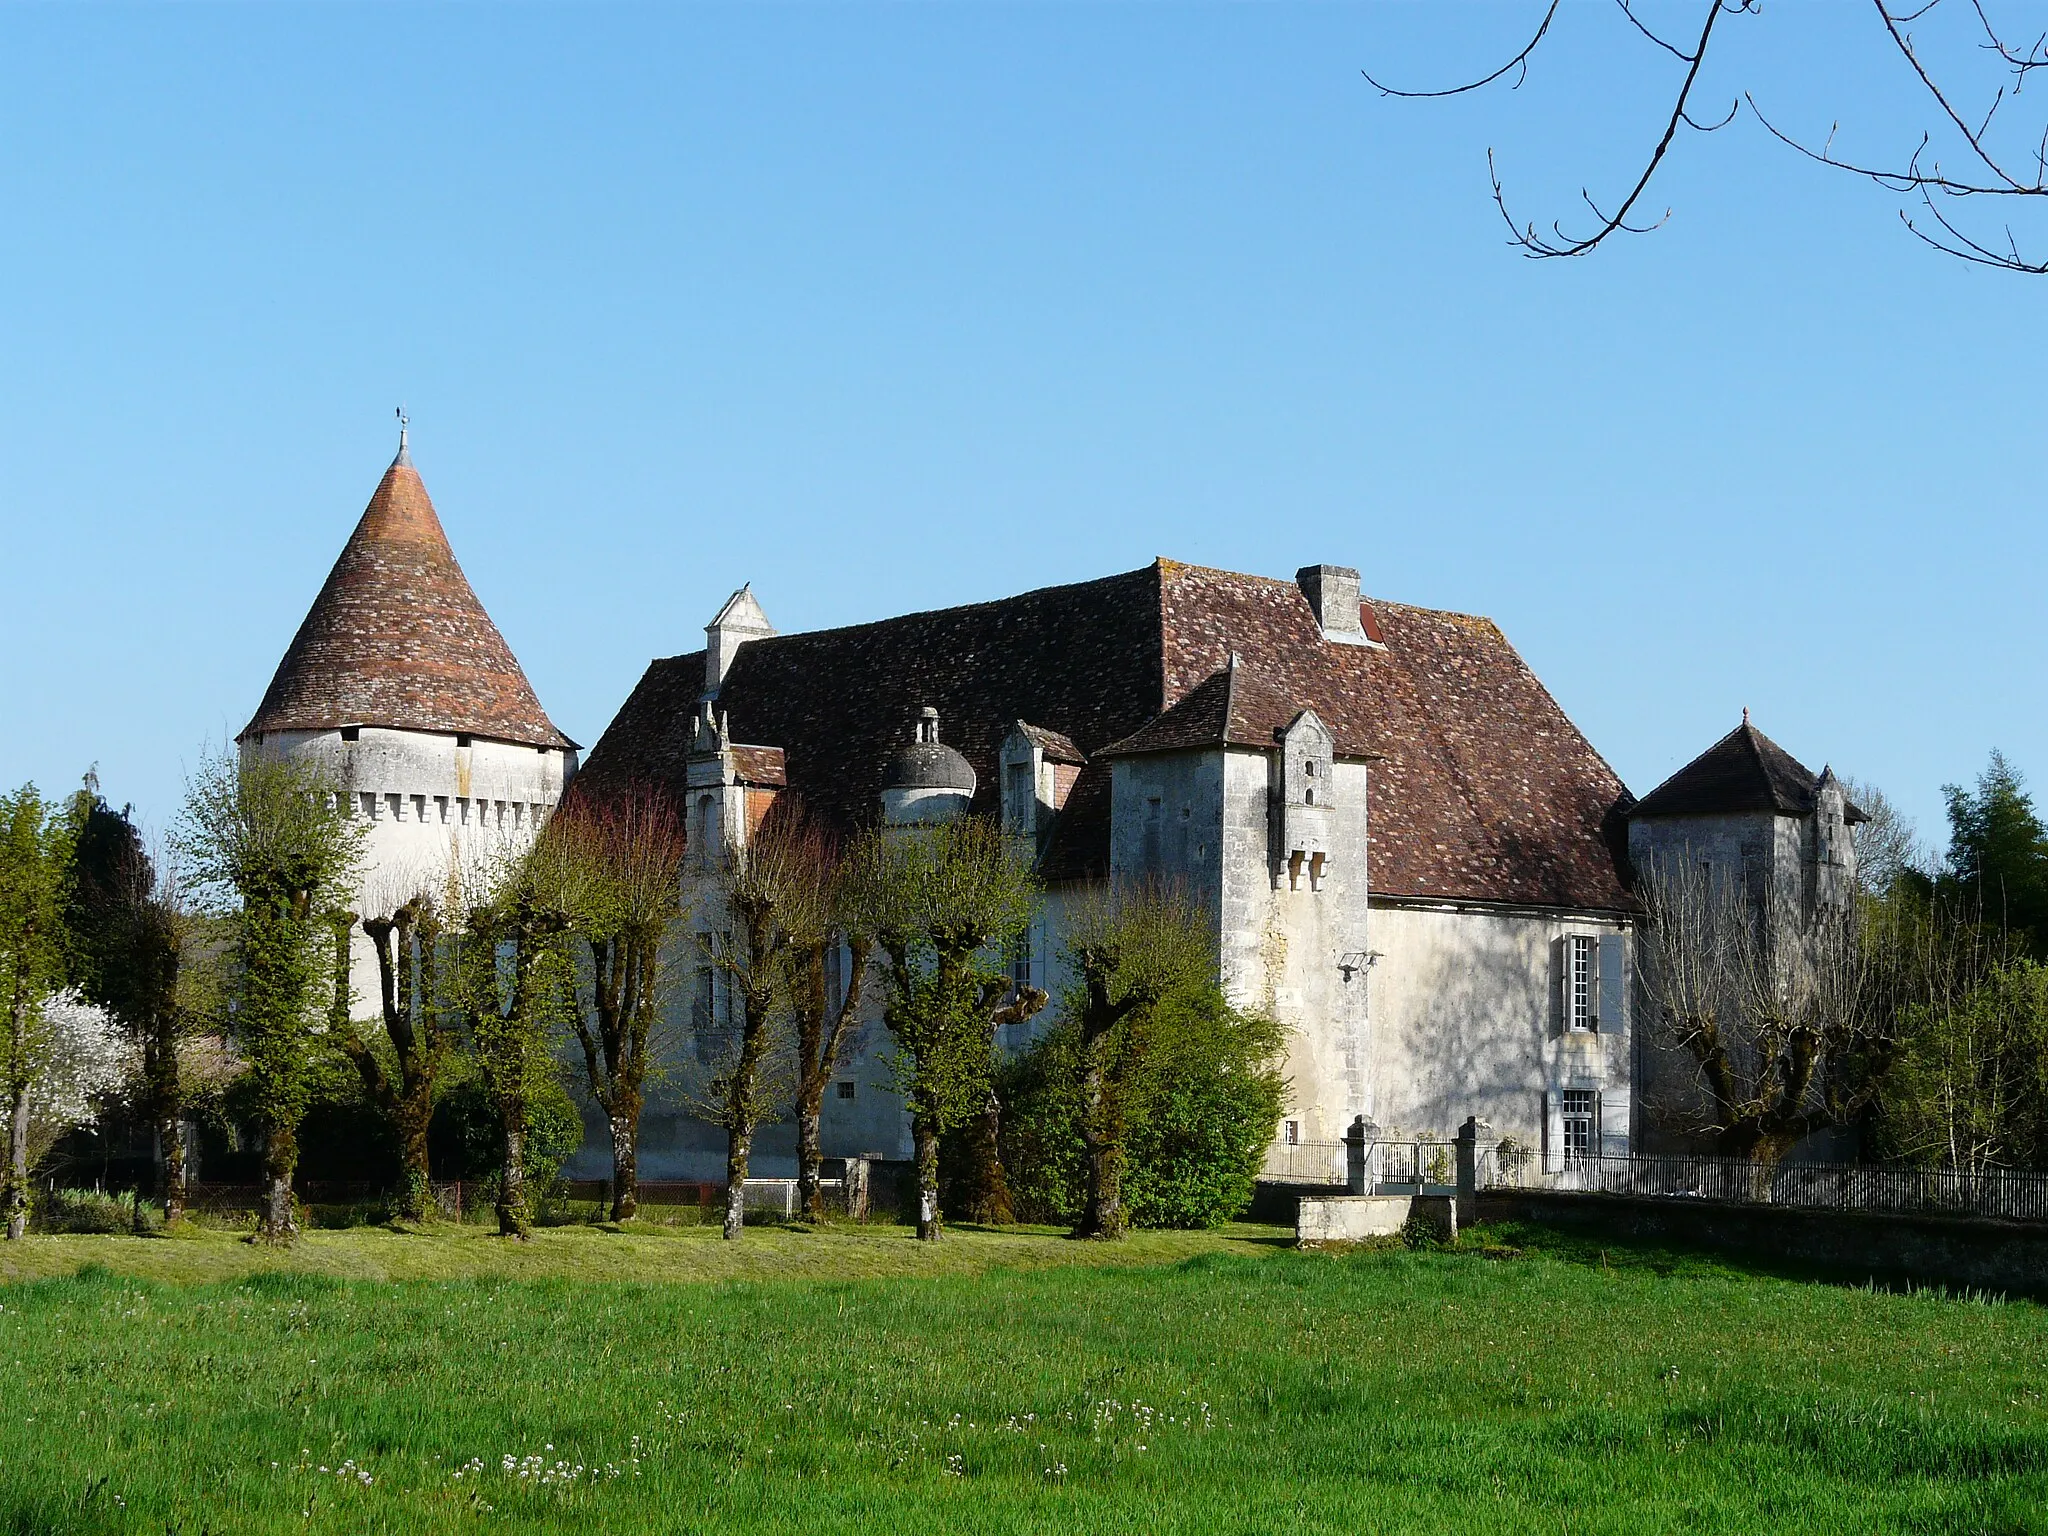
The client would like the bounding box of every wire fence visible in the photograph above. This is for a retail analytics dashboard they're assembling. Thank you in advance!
[1476,1150,2048,1223]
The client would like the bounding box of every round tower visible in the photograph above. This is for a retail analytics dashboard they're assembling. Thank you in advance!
[238,424,579,1011]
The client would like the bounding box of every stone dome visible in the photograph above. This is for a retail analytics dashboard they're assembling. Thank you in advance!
[880,708,977,795]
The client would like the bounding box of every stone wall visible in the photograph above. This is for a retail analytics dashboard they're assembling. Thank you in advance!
[1477,1189,2048,1299]
[247,725,576,1013]
[1365,902,1631,1155]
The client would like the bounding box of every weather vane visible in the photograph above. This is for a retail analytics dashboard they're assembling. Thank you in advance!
[395,404,409,453]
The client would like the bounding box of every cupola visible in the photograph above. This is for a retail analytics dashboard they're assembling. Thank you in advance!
[879,707,978,827]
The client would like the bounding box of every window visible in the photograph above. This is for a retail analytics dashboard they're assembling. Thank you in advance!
[340,726,360,743]
[1284,1120,1300,1146]
[1006,761,1035,835]
[1009,932,1032,992]
[457,734,472,749]
[1561,1090,1596,1167]
[1565,934,1596,1032]
[836,1080,857,1102]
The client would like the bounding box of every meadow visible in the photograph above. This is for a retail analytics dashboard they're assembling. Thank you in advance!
[0,1220,2043,1535]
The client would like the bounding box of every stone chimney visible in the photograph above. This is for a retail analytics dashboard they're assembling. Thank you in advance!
[1297,565,1367,646]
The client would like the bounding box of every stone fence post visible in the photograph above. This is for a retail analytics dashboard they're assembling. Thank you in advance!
[1343,1116,1379,1195]
[1454,1116,1489,1231]
[844,1157,871,1221]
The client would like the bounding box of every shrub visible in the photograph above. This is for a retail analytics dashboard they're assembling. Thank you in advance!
[429,1074,583,1216]
[1001,985,1285,1229]
[34,1188,161,1235]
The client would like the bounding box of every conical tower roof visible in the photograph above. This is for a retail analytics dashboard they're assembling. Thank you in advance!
[240,444,573,749]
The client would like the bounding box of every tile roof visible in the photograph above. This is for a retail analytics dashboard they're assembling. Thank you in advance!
[1631,718,1863,822]
[1014,722,1087,765]
[241,452,572,749]
[579,559,1633,910]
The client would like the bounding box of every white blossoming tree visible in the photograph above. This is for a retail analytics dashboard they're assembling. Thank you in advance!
[26,989,133,1170]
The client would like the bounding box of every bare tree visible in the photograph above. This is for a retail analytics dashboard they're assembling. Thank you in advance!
[1636,851,1895,1161]
[1842,778,1928,895]
[1367,1,2048,272]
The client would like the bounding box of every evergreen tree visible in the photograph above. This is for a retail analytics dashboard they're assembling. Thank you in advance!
[1941,752,2048,955]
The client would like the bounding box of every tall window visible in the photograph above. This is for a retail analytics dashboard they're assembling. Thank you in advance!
[1562,1090,1596,1167]
[1006,761,1035,835]
[1566,934,1596,1032]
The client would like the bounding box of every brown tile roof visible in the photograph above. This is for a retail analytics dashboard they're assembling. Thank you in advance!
[579,558,1633,910]
[1632,718,1864,823]
[728,744,788,788]
[1014,722,1087,765]
[240,452,572,749]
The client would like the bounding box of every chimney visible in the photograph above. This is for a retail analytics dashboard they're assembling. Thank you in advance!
[1297,565,1366,645]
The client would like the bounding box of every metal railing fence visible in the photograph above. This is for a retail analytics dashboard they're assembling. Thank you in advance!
[1477,1150,2048,1223]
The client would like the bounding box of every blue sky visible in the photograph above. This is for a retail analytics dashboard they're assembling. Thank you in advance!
[1,4,2039,856]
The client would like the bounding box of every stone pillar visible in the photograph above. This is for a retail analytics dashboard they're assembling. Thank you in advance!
[1454,1116,1489,1231]
[844,1156,871,1222]
[1343,1115,1378,1194]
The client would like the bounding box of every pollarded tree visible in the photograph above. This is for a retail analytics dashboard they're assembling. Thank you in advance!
[549,787,689,1222]
[781,818,879,1222]
[1061,886,1217,1241]
[869,817,1037,1242]
[698,804,824,1241]
[0,784,79,1239]
[176,750,362,1244]
[1635,851,1894,1164]
[448,846,577,1240]
[334,893,450,1223]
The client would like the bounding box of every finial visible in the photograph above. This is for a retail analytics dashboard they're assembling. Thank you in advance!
[1742,706,1750,726]
[394,406,412,466]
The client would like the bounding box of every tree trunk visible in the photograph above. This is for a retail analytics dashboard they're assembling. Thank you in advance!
[913,1112,942,1242]
[1074,1045,1124,1240]
[723,1125,751,1241]
[4,1083,29,1241]
[610,1109,639,1222]
[962,1090,1014,1225]
[498,1112,530,1239]
[795,1081,826,1220]
[257,1121,298,1244]
[158,1111,187,1228]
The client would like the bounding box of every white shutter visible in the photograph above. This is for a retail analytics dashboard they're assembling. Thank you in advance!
[1597,934,1626,1034]
[1599,1088,1631,1160]
[1549,937,1567,1036]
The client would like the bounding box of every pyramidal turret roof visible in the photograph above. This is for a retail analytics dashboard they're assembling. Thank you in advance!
[1632,714,1852,821]
[240,444,573,749]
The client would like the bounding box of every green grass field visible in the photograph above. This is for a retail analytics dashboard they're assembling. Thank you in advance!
[0,1220,2043,1534]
